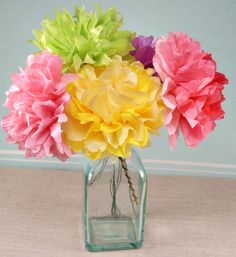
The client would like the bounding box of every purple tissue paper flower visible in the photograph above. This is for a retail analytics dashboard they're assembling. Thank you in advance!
[130,35,156,68]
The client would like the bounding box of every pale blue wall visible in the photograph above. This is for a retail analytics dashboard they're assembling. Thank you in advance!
[0,0,235,175]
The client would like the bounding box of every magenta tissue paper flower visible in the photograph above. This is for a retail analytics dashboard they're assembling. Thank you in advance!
[130,35,156,68]
[1,52,76,160]
[153,32,228,148]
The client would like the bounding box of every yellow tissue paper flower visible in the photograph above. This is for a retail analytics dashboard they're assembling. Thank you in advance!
[62,56,165,160]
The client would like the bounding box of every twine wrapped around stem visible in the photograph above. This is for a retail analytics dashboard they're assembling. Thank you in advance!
[119,157,138,206]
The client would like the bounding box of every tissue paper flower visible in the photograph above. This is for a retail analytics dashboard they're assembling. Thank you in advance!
[62,56,164,160]
[130,35,156,68]
[1,52,75,160]
[153,32,228,148]
[32,6,135,72]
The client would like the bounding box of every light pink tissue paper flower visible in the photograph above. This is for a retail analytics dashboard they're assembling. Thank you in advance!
[153,32,228,148]
[1,52,76,160]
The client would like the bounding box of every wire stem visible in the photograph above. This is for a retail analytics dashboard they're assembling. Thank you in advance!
[119,157,138,206]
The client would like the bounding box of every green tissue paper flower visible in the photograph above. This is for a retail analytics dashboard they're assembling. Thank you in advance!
[32,6,135,72]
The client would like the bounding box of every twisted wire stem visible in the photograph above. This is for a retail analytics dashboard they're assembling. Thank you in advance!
[119,157,138,206]
[110,163,122,218]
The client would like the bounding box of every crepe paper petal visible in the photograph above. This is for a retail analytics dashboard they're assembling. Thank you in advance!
[63,56,165,160]
[130,35,156,69]
[166,111,180,136]
[153,32,228,148]
[32,6,135,73]
[1,52,76,160]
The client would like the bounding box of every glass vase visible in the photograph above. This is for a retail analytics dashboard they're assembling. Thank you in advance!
[83,149,147,252]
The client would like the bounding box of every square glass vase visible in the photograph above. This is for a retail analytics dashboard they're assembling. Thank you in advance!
[83,149,147,252]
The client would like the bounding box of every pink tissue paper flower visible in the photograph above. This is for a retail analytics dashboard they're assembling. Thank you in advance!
[1,52,76,160]
[153,32,228,148]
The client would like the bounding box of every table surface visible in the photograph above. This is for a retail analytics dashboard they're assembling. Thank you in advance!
[0,167,235,257]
